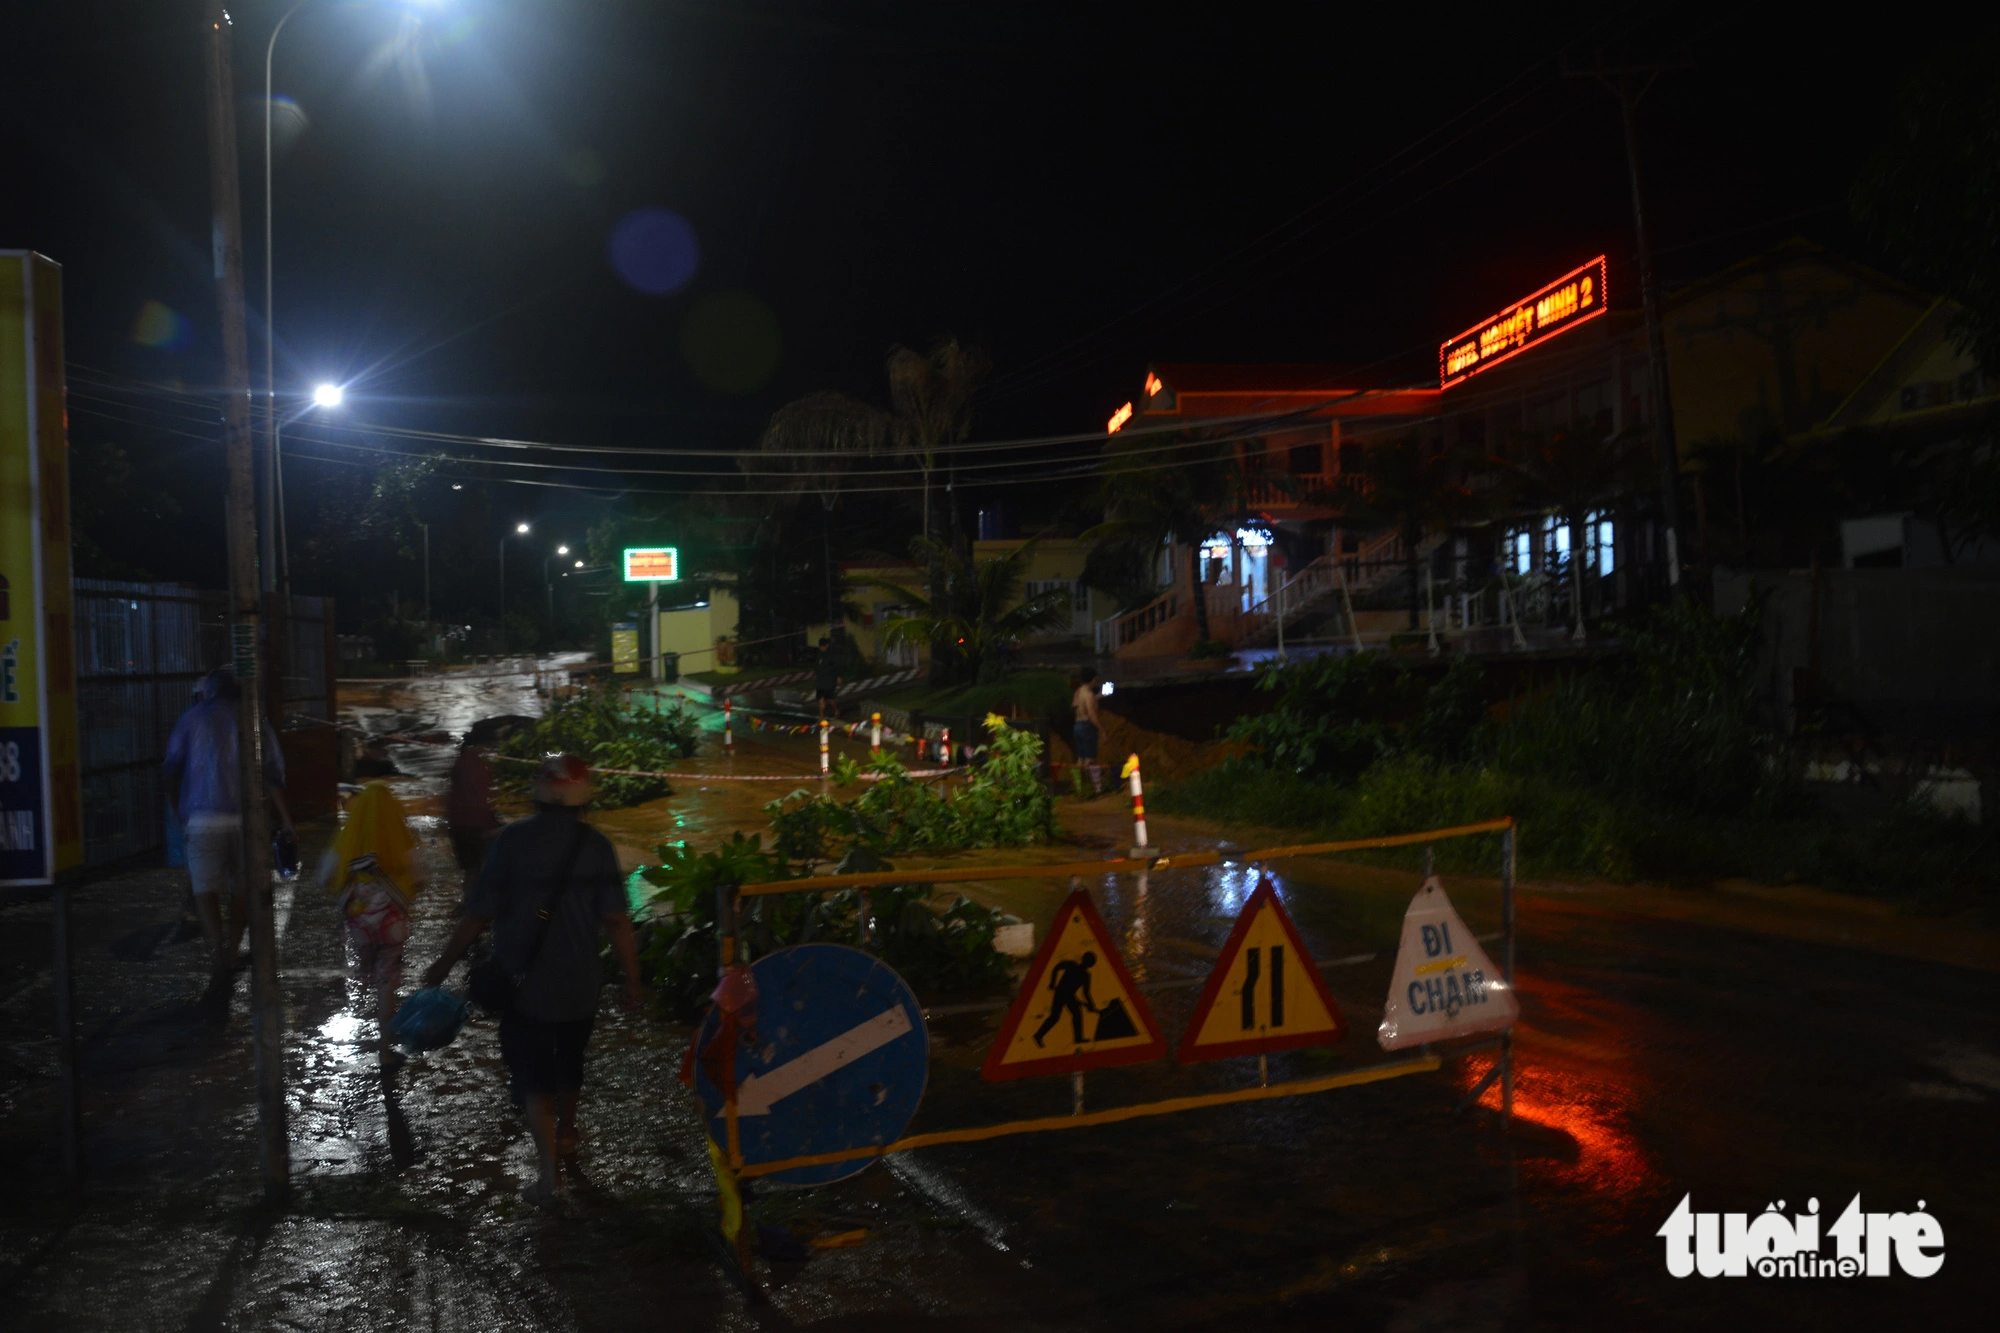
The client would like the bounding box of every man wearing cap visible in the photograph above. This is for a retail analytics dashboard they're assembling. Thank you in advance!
[422,754,644,1206]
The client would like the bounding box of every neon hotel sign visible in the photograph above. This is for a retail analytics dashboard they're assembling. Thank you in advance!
[1439,255,1607,387]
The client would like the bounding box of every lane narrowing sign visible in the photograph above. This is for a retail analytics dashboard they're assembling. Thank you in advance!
[1177,875,1346,1061]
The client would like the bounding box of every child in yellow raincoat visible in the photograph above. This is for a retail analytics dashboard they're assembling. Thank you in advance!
[320,782,425,1071]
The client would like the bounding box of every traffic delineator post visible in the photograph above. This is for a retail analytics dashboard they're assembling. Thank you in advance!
[870,711,882,758]
[818,719,830,775]
[723,698,733,753]
[940,726,952,767]
[1122,753,1148,853]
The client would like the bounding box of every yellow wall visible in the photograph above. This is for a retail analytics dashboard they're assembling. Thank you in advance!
[655,586,739,668]
[1666,243,1935,446]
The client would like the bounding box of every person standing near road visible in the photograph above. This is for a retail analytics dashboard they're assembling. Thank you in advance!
[444,735,502,885]
[1071,666,1106,795]
[813,635,842,720]
[162,666,295,1008]
[320,781,424,1072]
[421,755,644,1207]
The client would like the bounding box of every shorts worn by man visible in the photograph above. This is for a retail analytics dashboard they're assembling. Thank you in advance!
[424,754,643,1207]
[162,666,293,1002]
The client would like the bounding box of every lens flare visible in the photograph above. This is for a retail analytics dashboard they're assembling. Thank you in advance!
[250,94,310,156]
[131,300,191,350]
[610,207,699,296]
[679,290,782,393]
[312,383,344,408]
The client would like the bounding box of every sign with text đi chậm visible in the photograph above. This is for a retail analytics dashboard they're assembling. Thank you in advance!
[1439,256,1608,387]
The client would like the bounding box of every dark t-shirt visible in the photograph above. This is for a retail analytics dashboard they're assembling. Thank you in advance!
[464,811,627,1021]
[814,650,840,693]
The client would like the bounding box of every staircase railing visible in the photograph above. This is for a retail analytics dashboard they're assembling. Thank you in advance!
[1238,529,1436,645]
[1105,584,1181,651]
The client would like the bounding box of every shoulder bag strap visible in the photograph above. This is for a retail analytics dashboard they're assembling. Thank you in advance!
[515,819,593,982]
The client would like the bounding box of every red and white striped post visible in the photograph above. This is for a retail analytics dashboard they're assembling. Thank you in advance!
[1123,753,1148,851]
[818,718,830,775]
[723,698,734,754]
[870,711,882,758]
[939,726,952,767]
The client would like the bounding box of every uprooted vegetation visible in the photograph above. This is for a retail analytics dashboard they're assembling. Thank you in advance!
[630,834,1016,1015]
[627,715,1053,1012]
[496,686,702,806]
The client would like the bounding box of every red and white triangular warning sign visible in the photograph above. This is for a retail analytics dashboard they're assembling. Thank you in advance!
[1377,875,1519,1050]
[982,889,1166,1080]
[1177,877,1346,1062]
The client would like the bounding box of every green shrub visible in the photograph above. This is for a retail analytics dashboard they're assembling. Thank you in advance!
[497,685,702,807]
[1225,651,1486,782]
[1487,596,1776,817]
[631,835,1012,1011]
[765,715,1057,863]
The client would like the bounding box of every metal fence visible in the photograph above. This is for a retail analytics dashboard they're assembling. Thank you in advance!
[72,581,216,868]
[71,581,336,869]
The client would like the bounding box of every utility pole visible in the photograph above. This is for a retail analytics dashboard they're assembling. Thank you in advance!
[203,0,289,1205]
[1571,61,1690,596]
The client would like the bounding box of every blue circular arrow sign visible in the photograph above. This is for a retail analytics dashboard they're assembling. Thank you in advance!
[692,943,928,1187]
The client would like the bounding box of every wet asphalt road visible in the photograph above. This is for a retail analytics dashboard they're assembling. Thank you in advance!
[1,669,1994,1330]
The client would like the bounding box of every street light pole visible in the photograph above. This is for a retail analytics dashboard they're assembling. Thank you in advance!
[498,523,529,652]
[203,0,288,1206]
[263,0,313,599]
[1570,60,1690,596]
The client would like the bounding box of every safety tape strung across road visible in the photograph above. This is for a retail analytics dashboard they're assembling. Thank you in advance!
[329,718,955,783]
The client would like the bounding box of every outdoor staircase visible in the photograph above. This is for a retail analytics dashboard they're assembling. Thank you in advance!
[1235,531,1445,648]
[1098,530,1446,658]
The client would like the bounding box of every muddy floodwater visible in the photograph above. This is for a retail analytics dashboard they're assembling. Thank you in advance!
[2,665,1994,1330]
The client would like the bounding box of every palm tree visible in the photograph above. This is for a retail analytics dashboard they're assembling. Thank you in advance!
[743,391,891,632]
[1323,433,1482,629]
[886,338,992,546]
[862,536,1072,684]
[1496,424,1647,639]
[1087,429,1277,646]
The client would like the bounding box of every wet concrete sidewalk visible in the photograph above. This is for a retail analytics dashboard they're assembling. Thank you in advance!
[0,824,1069,1331]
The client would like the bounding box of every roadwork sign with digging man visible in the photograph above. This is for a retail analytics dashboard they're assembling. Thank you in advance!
[983,888,1166,1079]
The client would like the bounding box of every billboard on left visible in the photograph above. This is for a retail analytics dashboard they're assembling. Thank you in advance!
[0,252,81,885]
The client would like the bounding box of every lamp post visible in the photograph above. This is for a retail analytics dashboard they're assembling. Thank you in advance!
[545,544,569,629]
[263,0,314,597]
[498,522,529,651]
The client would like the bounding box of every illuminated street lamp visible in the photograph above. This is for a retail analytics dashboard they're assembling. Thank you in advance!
[311,382,343,408]
[498,522,530,650]
[544,544,572,627]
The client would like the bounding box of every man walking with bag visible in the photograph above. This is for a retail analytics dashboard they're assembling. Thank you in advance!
[421,755,643,1206]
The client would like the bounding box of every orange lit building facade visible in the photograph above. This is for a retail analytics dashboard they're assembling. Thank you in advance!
[1096,240,1957,656]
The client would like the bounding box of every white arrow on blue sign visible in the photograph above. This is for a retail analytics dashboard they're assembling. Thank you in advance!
[692,943,928,1186]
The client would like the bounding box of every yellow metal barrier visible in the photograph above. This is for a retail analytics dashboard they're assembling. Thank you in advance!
[736,1053,1445,1180]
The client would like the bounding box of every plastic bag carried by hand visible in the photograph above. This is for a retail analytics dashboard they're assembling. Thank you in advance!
[391,986,469,1053]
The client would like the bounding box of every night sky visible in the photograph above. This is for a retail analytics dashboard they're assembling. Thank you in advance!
[1,1,1943,587]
